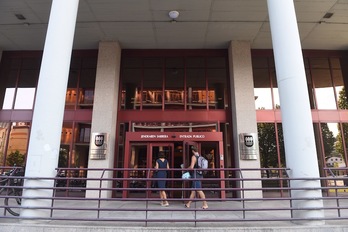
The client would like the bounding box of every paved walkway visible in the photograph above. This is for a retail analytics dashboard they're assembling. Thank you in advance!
[1,199,348,232]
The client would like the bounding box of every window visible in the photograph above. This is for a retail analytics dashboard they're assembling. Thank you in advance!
[0,57,40,110]
[253,57,273,109]
[65,57,97,109]
[120,55,228,110]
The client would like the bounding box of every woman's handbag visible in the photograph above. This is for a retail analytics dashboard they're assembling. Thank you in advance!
[182,172,191,179]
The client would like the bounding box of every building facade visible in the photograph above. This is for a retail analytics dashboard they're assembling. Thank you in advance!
[0,1,348,207]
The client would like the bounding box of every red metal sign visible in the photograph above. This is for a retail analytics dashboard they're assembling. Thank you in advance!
[126,131,222,142]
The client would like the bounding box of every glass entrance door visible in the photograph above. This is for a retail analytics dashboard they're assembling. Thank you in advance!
[126,144,148,198]
[150,143,174,198]
[182,141,223,198]
[124,143,175,198]
[122,138,225,198]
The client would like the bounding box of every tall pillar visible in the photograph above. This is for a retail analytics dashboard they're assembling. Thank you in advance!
[228,41,262,198]
[267,0,324,224]
[86,41,121,198]
[21,0,79,218]
[0,49,5,110]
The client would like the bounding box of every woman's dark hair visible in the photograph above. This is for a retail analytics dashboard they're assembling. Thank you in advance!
[190,146,198,152]
[158,151,165,158]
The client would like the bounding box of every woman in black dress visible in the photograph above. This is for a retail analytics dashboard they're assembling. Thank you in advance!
[155,151,170,206]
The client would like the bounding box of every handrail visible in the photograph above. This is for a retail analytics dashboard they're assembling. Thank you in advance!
[0,166,347,227]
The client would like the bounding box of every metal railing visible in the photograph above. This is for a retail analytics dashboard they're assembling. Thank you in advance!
[1,166,348,227]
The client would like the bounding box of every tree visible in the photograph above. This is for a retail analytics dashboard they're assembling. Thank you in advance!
[258,123,285,172]
[336,87,348,161]
[320,123,335,157]
[6,150,25,167]
[58,148,68,167]
[338,87,348,109]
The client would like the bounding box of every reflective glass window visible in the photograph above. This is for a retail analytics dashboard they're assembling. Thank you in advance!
[207,57,226,68]
[76,123,91,143]
[78,68,96,109]
[0,122,10,166]
[186,68,206,109]
[257,123,285,169]
[14,88,36,109]
[121,68,142,110]
[1,57,39,110]
[271,69,280,108]
[14,60,39,109]
[61,122,73,145]
[332,67,346,110]
[2,88,15,109]
[1,68,17,109]
[66,69,78,109]
[144,69,163,109]
[65,56,97,109]
[207,68,227,109]
[310,58,336,109]
[120,54,228,111]
[6,122,30,166]
[340,123,348,166]
[78,57,97,109]
[320,123,340,172]
[312,69,336,109]
[165,58,184,110]
[253,67,272,109]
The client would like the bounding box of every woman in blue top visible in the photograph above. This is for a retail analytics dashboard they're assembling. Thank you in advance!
[155,151,170,206]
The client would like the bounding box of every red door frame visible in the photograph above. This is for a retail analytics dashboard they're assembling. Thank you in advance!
[183,141,199,168]
[123,131,225,198]
[148,143,175,199]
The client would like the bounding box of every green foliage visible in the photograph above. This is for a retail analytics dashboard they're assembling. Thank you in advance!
[335,128,345,157]
[338,87,348,109]
[320,123,335,157]
[336,87,348,159]
[58,148,68,167]
[258,123,285,170]
[6,150,25,167]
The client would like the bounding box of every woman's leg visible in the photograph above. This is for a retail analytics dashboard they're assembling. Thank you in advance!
[185,190,196,208]
[197,190,208,208]
[162,191,169,206]
[159,190,166,205]
[159,190,169,206]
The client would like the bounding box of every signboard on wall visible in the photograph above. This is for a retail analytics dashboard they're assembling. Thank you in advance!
[126,131,223,142]
[239,133,258,160]
[89,132,108,160]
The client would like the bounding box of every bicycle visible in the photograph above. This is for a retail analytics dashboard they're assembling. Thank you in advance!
[0,167,24,216]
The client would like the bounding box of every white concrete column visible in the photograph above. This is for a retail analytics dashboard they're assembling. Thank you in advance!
[267,0,324,224]
[86,41,121,198]
[21,0,79,218]
[228,41,262,199]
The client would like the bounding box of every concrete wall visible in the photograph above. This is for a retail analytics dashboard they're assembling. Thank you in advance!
[86,41,121,198]
[228,41,262,198]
